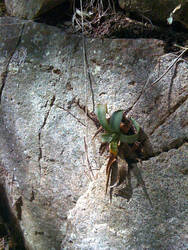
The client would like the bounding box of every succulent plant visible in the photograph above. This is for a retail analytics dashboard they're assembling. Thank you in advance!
[95,104,152,207]
[96,104,140,156]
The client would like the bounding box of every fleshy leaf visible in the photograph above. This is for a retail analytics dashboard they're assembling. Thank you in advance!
[119,118,140,144]
[101,133,114,143]
[109,110,123,132]
[130,118,140,134]
[101,133,118,143]
[96,104,140,144]
[109,141,118,156]
[119,133,139,144]
[96,104,112,132]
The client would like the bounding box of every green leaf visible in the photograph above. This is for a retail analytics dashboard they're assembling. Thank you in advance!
[101,133,114,143]
[119,133,139,144]
[109,141,118,156]
[109,110,123,132]
[119,118,140,144]
[101,133,118,143]
[96,104,140,145]
[96,104,112,132]
[130,118,140,134]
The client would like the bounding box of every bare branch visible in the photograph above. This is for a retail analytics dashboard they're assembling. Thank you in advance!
[150,48,188,88]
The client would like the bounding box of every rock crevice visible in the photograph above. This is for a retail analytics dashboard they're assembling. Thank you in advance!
[38,94,56,175]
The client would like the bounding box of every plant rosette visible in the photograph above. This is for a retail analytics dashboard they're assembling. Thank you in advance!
[96,104,140,156]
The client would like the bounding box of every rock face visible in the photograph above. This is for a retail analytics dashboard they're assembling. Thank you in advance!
[65,144,188,249]
[118,0,188,29]
[0,16,188,249]
[5,0,66,19]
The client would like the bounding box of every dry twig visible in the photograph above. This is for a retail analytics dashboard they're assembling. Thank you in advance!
[150,48,188,88]
[56,105,86,127]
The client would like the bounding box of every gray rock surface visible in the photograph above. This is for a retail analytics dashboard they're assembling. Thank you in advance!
[5,0,66,19]
[0,16,187,249]
[65,143,188,249]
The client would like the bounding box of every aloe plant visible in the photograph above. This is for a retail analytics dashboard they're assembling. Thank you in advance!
[96,104,140,156]
[95,104,152,206]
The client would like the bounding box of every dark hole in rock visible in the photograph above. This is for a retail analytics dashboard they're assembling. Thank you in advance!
[35,1,73,28]
[0,184,27,250]
[34,1,188,54]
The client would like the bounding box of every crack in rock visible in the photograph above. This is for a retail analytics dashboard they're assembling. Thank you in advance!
[38,95,56,175]
[146,138,188,160]
[150,94,188,135]
[0,24,25,104]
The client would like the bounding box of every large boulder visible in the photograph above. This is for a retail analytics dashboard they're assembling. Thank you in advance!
[5,0,67,19]
[0,16,187,249]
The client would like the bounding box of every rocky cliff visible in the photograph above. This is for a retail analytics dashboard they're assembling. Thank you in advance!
[0,16,187,249]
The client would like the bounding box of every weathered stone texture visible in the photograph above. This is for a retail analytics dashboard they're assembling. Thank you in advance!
[0,16,187,249]
[5,0,66,19]
[65,143,188,249]
[129,54,188,154]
